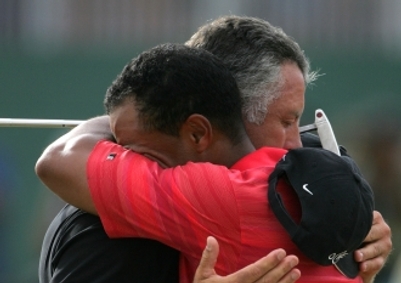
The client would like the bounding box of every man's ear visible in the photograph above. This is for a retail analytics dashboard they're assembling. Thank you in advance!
[181,114,213,152]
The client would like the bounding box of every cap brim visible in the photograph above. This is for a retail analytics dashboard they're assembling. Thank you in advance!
[334,252,359,278]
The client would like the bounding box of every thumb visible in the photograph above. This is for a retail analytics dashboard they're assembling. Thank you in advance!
[193,236,219,282]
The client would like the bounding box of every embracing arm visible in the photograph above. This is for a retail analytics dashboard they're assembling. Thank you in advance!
[355,211,392,283]
[35,116,112,214]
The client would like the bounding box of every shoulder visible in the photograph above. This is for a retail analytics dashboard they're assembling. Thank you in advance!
[41,204,103,255]
[39,205,180,283]
[39,204,103,280]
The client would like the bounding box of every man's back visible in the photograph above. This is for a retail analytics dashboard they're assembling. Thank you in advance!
[88,142,363,283]
[39,204,179,283]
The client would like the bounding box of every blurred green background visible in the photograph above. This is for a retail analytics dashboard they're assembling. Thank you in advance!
[1,1,401,282]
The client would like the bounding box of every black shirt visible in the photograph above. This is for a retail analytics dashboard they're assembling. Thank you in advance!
[39,204,179,283]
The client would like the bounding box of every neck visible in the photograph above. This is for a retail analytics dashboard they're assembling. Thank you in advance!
[227,137,255,167]
[207,134,255,168]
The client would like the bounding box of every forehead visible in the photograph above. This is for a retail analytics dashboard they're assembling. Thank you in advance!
[269,63,305,115]
[109,101,142,141]
[108,99,190,168]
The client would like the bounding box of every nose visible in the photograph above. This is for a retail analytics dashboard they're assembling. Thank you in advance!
[284,127,302,150]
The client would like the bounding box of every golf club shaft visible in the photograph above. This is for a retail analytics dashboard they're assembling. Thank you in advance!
[0,118,84,128]
[1,118,318,132]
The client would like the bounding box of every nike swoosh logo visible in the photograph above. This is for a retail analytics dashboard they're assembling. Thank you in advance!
[302,184,313,195]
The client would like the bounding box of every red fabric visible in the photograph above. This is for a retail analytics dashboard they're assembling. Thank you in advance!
[87,140,362,283]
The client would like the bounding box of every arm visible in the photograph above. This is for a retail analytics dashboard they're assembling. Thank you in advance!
[35,115,229,254]
[355,211,392,283]
[35,113,228,252]
[35,116,112,215]
[193,237,300,283]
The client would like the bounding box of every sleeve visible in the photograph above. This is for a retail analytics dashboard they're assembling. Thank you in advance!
[86,140,240,257]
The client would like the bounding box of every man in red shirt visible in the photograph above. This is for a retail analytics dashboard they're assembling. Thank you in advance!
[37,43,371,283]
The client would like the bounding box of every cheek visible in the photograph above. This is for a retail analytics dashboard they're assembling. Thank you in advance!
[263,127,286,148]
[245,122,286,149]
[154,139,192,167]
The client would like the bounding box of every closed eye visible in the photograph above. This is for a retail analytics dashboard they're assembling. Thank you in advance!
[282,120,294,128]
[282,116,301,128]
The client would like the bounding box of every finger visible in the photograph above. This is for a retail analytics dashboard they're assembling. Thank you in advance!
[363,211,381,243]
[358,257,386,283]
[276,268,301,283]
[359,256,385,274]
[363,211,391,243]
[254,256,301,283]
[355,212,392,262]
[355,238,392,266]
[194,236,219,281]
[225,250,298,283]
[355,241,382,263]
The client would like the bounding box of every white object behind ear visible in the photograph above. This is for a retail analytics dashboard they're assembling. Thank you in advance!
[315,109,340,156]
[298,109,340,156]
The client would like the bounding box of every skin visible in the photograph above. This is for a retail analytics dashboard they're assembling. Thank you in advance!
[36,108,302,283]
[36,102,255,215]
[244,62,305,150]
[36,62,390,283]
[244,61,391,283]
[112,97,305,283]
[194,237,301,283]
[354,211,392,283]
[110,101,253,169]
[110,102,196,168]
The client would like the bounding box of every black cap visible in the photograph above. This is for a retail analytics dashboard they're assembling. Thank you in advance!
[268,148,374,278]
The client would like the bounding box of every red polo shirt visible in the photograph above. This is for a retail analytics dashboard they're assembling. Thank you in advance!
[87,140,362,283]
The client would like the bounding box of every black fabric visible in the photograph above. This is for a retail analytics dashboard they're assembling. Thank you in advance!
[39,204,179,283]
[268,147,374,278]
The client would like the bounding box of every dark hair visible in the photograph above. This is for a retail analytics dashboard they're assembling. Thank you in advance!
[104,43,244,143]
[186,15,318,124]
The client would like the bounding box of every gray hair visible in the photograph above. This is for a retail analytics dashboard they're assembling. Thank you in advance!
[186,15,318,124]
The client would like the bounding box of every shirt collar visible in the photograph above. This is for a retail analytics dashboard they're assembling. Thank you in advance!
[231,147,287,171]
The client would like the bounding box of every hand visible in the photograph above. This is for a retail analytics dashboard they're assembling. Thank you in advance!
[354,211,392,283]
[193,236,301,283]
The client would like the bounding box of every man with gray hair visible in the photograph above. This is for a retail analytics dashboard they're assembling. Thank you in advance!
[187,15,391,283]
